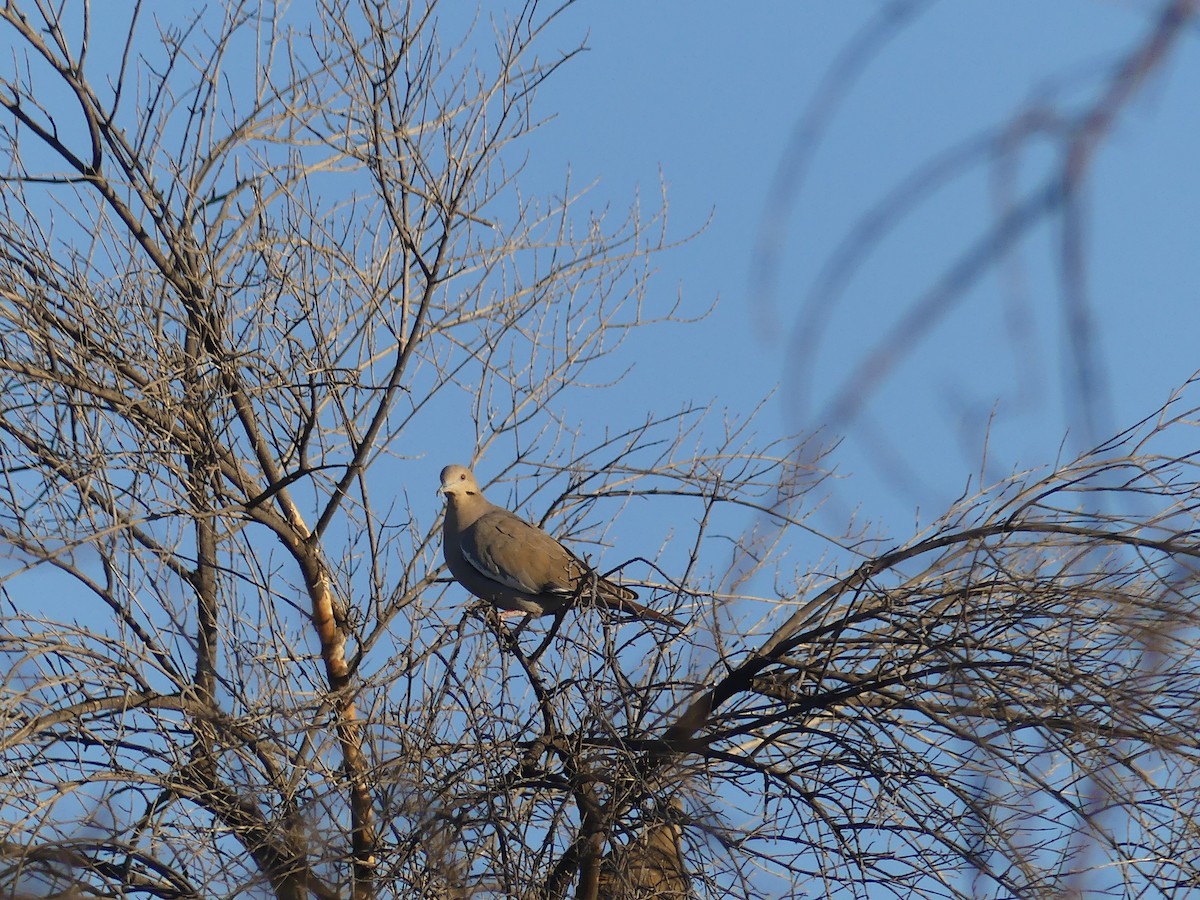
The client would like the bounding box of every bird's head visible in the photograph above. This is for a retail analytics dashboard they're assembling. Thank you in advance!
[439,464,481,500]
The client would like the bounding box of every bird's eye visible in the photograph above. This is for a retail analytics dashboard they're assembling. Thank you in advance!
[459,473,466,481]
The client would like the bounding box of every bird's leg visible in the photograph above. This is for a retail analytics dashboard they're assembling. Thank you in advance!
[479,603,529,624]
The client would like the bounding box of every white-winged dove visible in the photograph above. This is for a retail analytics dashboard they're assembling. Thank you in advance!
[439,464,681,626]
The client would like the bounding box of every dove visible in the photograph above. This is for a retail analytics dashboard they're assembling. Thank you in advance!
[439,464,681,626]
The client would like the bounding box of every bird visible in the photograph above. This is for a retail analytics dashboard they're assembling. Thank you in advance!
[438,464,681,626]
[598,817,690,899]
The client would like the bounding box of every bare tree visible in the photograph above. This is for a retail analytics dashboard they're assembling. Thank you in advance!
[0,2,1198,900]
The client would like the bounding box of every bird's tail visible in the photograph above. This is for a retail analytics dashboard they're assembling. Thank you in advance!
[597,581,683,627]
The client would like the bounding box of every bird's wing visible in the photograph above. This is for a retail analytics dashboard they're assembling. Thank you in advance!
[460,509,578,597]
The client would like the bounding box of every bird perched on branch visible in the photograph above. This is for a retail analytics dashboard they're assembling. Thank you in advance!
[438,464,681,626]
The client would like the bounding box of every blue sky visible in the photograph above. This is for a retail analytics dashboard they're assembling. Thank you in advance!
[516,0,1200,536]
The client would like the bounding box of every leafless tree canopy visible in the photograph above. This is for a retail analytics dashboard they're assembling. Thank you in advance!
[0,2,1197,899]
